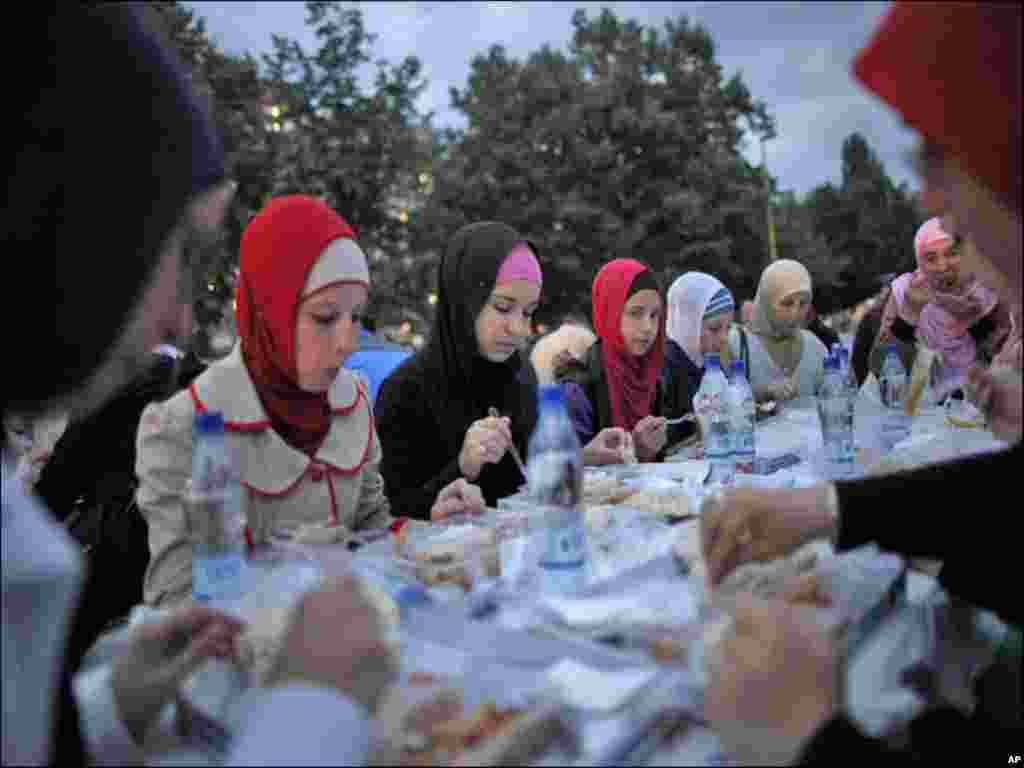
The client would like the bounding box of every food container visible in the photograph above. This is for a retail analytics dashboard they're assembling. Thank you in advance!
[393,515,500,592]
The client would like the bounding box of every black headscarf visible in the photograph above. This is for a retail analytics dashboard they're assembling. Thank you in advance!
[6,5,225,418]
[423,221,540,473]
[4,6,225,766]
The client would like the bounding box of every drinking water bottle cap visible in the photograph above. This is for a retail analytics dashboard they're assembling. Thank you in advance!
[194,410,225,435]
[539,384,566,407]
[732,359,745,376]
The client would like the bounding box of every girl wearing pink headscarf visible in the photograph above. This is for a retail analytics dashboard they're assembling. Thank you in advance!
[876,217,1012,398]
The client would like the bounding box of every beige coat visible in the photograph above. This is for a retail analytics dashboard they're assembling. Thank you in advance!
[136,347,391,607]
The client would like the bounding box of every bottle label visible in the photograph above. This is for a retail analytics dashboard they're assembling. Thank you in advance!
[538,509,586,570]
[193,551,242,601]
[527,450,582,507]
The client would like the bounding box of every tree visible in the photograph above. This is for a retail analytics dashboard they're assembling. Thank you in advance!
[139,1,270,324]
[799,133,921,313]
[413,8,776,325]
[261,1,436,327]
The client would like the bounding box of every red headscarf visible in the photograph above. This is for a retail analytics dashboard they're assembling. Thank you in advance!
[235,195,364,455]
[591,259,665,431]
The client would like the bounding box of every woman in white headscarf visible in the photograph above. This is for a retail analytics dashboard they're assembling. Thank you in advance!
[729,260,829,404]
[663,272,737,446]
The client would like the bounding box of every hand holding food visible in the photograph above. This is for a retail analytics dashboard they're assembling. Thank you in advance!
[431,478,487,521]
[583,427,633,465]
[704,594,840,764]
[459,416,513,481]
[632,415,667,460]
[111,605,245,744]
[701,485,836,587]
[265,576,399,716]
[903,270,932,324]
[965,363,1022,443]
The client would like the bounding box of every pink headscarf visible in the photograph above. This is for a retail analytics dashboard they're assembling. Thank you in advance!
[888,218,999,392]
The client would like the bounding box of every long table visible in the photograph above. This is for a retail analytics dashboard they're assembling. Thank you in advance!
[98,399,1012,765]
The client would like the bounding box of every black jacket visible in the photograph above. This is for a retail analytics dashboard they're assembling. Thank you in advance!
[39,352,205,669]
[660,340,703,446]
[374,352,536,520]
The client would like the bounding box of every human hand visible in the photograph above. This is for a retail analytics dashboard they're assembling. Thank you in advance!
[763,376,798,402]
[705,594,840,764]
[583,427,633,465]
[265,576,399,716]
[459,416,513,481]
[431,478,487,521]
[701,484,836,588]
[903,271,933,323]
[632,416,667,460]
[965,364,1023,443]
[111,605,245,744]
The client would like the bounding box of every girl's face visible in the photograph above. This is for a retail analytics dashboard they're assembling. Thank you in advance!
[620,289,663,358]
[700,312,734,356]
[475,279,541,362]
[920,237,962,291]
[773,291,810,333]
[294,282,368,392]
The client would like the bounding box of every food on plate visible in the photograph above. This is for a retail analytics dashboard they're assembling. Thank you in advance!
[234,576,398,686]
[622,490,694,520]
[582,475,633,505]
[396,699,528,765]
[291,520,350,545]
[394,522,501,591]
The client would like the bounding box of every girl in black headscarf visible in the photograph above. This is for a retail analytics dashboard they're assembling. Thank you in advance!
[375,222,542,519]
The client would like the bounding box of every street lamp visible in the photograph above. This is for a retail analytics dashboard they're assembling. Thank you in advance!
[760,137,778,263]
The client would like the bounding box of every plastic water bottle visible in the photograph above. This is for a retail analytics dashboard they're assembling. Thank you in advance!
[527,386,586,593]
[878,343,911,453]
[817,354,855,478]
[695,354,734,485]
[187,411,244,603]
[729,360,756,474]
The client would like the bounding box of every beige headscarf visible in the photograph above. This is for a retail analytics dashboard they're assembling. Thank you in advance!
[530,324,597,385]
[748,260,813,376]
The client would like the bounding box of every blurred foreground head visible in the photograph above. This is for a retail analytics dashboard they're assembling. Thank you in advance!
[854,2,1021,295]
[5,5,227,423]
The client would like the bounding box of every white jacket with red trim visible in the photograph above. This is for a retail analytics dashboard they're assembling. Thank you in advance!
[135,346,391,607]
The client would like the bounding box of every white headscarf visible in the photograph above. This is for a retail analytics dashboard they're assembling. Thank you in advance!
[667,272,733,368]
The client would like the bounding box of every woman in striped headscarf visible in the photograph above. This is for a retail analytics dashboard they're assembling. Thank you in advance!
[662,272,736,446]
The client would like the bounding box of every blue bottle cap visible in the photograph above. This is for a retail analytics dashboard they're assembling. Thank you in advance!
[194,410,225,435]
[539,384,566,406]
[704,353,721,369]
[732,360,745,376]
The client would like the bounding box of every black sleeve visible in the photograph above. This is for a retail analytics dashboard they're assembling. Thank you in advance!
[851,309,882,388]
[889,315,917,344]
[374,367,464,521]
[799,708,1017,764]
[799,716,901,762]
[835,444,1022,628]
[967,314,997,345]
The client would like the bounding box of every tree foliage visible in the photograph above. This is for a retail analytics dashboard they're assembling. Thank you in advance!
[413,8,776,325]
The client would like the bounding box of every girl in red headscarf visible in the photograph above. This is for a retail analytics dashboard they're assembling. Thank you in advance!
[555,258,670,464]
[135,195,482,606]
